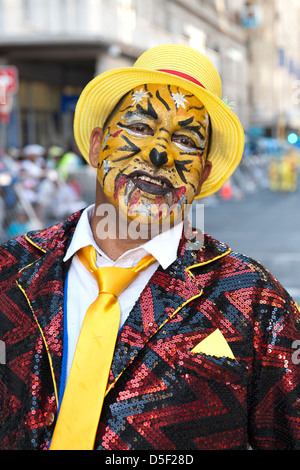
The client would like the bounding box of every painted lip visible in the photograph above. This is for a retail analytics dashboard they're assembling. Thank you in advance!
[126,170,175,196]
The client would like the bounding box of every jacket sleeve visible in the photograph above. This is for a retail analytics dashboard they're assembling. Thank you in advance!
[249,293,300,449]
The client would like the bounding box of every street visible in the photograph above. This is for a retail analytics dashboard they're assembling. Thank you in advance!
[195,187,300,306]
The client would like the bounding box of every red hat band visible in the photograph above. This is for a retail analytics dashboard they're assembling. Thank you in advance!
[157,69,206,89]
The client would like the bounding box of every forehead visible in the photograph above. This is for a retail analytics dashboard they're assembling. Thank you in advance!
[119,83,206,119]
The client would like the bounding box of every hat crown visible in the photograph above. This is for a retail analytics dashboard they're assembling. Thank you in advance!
[133,44,222,98]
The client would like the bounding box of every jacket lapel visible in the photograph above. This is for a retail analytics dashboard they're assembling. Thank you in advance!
[107,225,231,392]
[16,213,80,407]
[107,259,202,391]
[17,248,65,406]
[15,211,231,407]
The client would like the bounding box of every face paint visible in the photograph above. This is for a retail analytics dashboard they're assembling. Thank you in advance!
[171,91,188,109]
[96,83,210,227]
[131,88,149,104]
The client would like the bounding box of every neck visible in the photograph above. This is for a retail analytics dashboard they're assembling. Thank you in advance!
[90,188,153,260]
[90,185,182,261]
[90,213,151,261]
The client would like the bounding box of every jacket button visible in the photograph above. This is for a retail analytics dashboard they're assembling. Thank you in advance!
[45,412,55,426]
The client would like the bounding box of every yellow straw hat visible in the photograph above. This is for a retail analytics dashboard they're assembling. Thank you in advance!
[74,43,245,199]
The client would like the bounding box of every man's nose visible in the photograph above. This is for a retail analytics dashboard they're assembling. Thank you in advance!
[149,148,168,168]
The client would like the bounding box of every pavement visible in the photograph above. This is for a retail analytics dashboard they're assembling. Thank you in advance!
[192,186,300,305]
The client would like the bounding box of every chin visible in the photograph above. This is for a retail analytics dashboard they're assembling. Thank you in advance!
[124,202,183,237]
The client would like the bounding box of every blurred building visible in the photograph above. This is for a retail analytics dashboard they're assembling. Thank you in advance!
[245,0,300,139]
[0,0,250,150]
[2,0,300,150]
[3,0,300,149]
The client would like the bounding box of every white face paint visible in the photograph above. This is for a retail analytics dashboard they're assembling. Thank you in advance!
[131,88,149,105]
[171,91,188,109]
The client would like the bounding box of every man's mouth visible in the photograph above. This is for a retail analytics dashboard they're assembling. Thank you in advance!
[113,171,187,208]
[127,171,174,195]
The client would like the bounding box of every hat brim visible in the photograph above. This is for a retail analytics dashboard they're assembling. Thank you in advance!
[73,68,245,199]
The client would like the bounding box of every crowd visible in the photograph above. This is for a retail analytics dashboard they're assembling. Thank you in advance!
[0,143,95,242]
[205,137,300,204]
[0,136,299,242]
[269,152,299,192]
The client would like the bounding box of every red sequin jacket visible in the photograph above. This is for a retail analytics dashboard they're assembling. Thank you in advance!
[0,210,300,450]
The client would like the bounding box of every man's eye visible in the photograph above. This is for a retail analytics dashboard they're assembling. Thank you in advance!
[127,123,153,136]
[173,135,197,151]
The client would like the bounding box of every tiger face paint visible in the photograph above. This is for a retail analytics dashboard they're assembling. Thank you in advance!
[94,83,210,227]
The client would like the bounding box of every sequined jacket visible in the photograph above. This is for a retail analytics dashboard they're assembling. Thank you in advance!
[0,210,300,450]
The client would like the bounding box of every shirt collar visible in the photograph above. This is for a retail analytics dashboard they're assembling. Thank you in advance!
[64,204,183,270]
[63,205,99,262]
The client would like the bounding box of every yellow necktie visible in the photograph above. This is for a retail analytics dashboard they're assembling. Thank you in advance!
[50,245,156,450]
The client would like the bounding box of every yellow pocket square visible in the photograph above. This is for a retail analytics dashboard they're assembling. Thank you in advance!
[191,329,235,360]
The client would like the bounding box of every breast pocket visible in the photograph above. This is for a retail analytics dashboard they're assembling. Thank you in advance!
[164,347,250,443]
[174,348,249,385]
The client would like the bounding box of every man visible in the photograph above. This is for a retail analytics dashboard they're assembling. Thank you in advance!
[0,44,299,451]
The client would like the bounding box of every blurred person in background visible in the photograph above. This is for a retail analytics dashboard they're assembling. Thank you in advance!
[280,153,299,192]
[0,44,299,452]
[45,145,65,170]
[56,142,85,181]
[269,158,280,191]
[7,209,29,238]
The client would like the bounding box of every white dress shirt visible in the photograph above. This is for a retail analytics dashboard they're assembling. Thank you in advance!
[63,204,183,379]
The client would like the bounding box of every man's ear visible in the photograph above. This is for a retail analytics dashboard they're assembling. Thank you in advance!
[89,127,103,169]
[195,160,212,197]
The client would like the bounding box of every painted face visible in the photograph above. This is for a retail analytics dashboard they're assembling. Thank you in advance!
[96,84,210,227]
